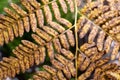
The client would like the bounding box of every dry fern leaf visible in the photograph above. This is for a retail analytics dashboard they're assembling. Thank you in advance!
[77,13,120,79]
[94,63,119,80]
[0,0,120,80]
[13,40,46,68]
[77,50,119,80]
[0,28,75,79]
[0,2,75,78]
[80,0,120,42]
[0,57,21,79]
[32,29,75,60]
[0,40,46,78]
[0,0,74,46]
[29,49,75,80]
[77,17,120,61]
[105,70,120,80]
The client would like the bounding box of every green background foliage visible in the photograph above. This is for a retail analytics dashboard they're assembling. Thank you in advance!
[0,0,19,13]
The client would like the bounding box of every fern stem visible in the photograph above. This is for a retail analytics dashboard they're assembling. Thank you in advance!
[74,0,78,80]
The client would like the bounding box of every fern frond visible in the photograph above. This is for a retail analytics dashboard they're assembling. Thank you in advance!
[0,0,120,80]
[80,0,120,42]
[0,28,75,79]
[77,17,120,61]
[28,46,75,80]
[0,0,74,46]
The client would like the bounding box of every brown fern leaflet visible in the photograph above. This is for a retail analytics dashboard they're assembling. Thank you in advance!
[0,0,120,80]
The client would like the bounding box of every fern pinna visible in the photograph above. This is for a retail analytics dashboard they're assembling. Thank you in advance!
[0,0,119,80]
